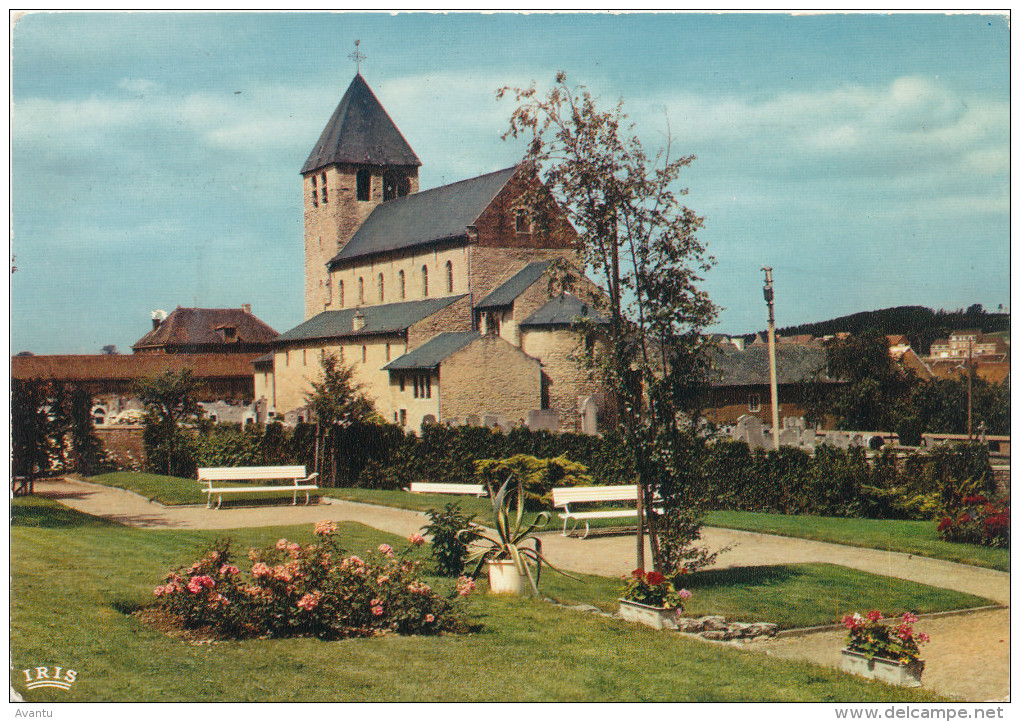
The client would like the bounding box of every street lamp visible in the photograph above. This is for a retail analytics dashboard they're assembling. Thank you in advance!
[762,268,780,451]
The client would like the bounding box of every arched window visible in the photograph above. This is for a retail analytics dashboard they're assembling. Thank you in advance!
[421,266,429,297]
[338,280,344,308]
[398,270,405,299]
[383,172,397,201]
[356,170,371,201]
[358,277,365,304]
[321,172,328,204]
[445,260,454,293]
[378,273,385,303]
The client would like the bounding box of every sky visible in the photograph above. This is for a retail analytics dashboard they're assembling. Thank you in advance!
[10,11,1010,355]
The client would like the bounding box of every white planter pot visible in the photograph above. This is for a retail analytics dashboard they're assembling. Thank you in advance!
[618,598,680,630]
[487,560,525,595]
[840,649,923,688]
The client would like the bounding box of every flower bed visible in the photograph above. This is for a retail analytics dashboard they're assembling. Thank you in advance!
[842,611,929,671]
[936,495,1009,548]
[150,520,473,640]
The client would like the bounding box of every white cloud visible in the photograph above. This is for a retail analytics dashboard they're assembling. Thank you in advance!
[117,77,159,94]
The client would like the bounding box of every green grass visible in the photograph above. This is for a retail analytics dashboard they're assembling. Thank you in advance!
[87,471,326,507]
[10,497,982,702]
[538,563,992,629]
[326,488,1010,572]
[705,510,1010,573]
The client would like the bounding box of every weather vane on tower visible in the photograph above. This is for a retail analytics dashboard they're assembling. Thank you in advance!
[349,39,366,74]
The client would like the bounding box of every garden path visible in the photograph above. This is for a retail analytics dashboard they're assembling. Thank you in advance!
[32,478,1010,701]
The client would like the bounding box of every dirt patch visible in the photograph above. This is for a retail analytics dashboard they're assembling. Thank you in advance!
[131,608,227,645]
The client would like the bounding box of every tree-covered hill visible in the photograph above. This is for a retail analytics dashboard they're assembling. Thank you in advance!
[741,305,1009,355]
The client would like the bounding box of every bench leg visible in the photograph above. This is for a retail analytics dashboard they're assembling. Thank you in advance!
[304,491,310,506]
[582,521,591,540]
[217,494,223,510]
[293,489,298,506]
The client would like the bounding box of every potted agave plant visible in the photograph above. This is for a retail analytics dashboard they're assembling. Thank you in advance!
[619,568,692,630]
[461,475,573,596]
[841,611,930,687]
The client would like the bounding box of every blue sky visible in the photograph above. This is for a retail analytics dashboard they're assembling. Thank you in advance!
[11,12,1010,354]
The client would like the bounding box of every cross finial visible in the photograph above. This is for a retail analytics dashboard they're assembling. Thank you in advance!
[349,39,366,74]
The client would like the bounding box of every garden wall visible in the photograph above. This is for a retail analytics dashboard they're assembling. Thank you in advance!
[96,425,145,470]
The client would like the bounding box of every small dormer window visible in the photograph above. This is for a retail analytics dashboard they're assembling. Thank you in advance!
[221,326,237,342]
[357,170,371,201]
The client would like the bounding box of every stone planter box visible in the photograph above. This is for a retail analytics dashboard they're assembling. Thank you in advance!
[840,649,923,688]
[618,598,680,630]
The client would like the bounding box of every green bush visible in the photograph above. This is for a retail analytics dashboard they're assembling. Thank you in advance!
[474,454,593,510]
[420,502,478,576]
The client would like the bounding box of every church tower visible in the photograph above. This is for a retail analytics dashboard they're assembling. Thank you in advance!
[301,73,421,319]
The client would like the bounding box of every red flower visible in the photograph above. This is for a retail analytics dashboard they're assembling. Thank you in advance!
[866,610,883,622]
[937,518,953,532]
[631,569,646,578]
[646,571,666,585]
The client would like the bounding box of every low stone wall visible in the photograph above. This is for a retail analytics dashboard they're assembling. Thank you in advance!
[95,425,145,470]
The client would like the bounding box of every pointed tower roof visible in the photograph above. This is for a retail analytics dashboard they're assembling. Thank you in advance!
[301,74,421,174]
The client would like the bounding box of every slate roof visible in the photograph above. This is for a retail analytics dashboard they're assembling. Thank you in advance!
[709,344,829,387]
[382,331,481,370]
[301,74,420,174]
[475,261,551,310]
[519,294,610,328]
[329,167,519,266]
[132,307,278,351]
[275,295,466,343]
[12,354,261,381]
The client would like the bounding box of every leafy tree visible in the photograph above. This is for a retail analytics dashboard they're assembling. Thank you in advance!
[68,385,106,474]
[808,330,917,431]
[12,379,52,479]
[305,352,377,486]
[101,344,119,355]
[500,73,718,572]
[135,370,203,477]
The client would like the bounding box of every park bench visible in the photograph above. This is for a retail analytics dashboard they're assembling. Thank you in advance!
[551,485,662,539]
[197,466,319,509]
[406,482,487,497]
[11,476,34,497]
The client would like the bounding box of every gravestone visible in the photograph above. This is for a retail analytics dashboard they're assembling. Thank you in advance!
[527,410,560,432]
[579,397,599,435]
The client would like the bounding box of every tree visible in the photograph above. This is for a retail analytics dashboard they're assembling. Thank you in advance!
[69,385,106,474]
[807,330,917,432]
[101,344,119,355]
[304,352,377,486]
[500,73,718,573]
[12,379,52,479]
[135,370,203,477]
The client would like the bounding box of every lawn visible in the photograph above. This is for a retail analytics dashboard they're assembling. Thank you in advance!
[87,471,327,507]
[704,510,1010,573]
[11,497,984,702]
[324,487,1010,572]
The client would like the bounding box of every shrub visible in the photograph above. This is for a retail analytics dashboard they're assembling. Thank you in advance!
[474,454,593,510]
[151,522,470,639]
[421,502,477,577]
[621,568,691,611]
[936,494,1010,548]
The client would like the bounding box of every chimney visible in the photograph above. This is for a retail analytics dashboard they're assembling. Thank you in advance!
[353,308,366,331]
[151,309,167,330]
[241,303,251,314]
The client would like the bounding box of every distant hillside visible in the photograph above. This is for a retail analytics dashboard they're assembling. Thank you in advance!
[743,305,1010,355]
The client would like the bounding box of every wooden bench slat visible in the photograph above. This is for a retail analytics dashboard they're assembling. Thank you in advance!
[551,485,663,539]
[407,482,486,496]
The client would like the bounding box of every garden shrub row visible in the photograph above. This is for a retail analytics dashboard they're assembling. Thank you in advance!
[168,421,995,523]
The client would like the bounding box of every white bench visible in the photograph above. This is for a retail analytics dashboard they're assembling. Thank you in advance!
[197,466,319,509]
[551,485,662,538]
[406,482,487,497]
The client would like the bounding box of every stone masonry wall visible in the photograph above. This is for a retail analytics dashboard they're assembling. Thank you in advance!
[472,171,577,250]
[405,295,474,349]
[439,336,542,426]
[96,425,146,470]
[304,163,419,319]
[520,328,602,433]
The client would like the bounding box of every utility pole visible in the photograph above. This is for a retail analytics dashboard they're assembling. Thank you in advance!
[762,268,780,451]
[967,339,973,440]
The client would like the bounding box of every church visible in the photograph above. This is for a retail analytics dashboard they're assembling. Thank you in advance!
[257,72,611,434]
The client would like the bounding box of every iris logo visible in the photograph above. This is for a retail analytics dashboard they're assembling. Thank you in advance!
[20,667,78,691]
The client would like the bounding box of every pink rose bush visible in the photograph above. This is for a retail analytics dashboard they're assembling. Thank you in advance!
[151,521,468,640]
[843,610,930,670]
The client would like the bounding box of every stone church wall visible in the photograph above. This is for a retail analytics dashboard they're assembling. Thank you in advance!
[439,336,542,427]
[520,327,603,433]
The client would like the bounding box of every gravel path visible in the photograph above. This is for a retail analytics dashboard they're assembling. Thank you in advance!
[30,478,1010,701]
